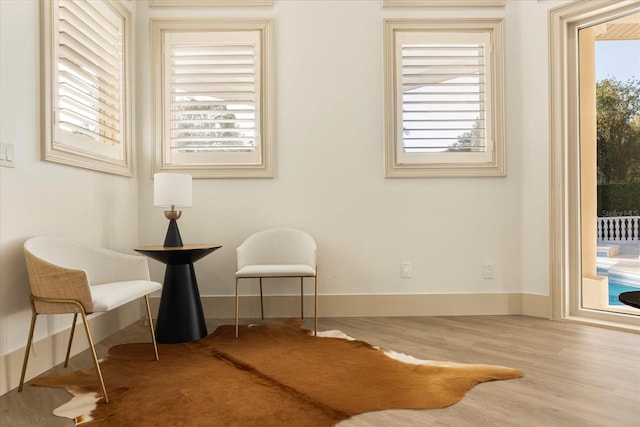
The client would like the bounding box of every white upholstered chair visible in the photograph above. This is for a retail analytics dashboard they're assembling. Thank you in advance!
[18,236,162,403]
[235,228,318,337]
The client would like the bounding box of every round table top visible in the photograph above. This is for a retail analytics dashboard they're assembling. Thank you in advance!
[135,244,222,265]
[135,243,221,252]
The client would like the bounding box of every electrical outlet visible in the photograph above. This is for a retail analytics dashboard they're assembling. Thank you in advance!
[401,262,412,278]
[0,143,15,168]
[483,263,494,279]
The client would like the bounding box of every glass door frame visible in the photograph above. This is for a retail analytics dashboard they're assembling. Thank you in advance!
[549,0,640,332]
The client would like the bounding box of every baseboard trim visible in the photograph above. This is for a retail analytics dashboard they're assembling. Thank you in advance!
[0,302,142,396]
[149,292,551,319]
[522,293,551,318]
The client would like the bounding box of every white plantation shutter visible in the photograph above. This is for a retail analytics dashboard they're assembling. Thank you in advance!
[171,42,256,154]
[56,0,125,156]
[395,31,493,164]
[162,30,264,167]
[401,42,486,152]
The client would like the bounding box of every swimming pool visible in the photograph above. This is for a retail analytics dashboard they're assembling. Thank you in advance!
[608,282,639,305]
[597,259,640,306]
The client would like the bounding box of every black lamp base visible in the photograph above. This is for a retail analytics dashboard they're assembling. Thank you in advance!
[163,219,184,247]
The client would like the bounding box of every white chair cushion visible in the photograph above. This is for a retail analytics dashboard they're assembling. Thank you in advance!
[90,280,162,312]
[236,264,316,278]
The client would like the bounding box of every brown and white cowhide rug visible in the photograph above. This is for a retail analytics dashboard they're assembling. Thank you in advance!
[30,319,523,426]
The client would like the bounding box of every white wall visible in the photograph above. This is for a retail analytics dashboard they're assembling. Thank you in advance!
[0,0,140,357]
[0,0,562,363]
[137,0,555,302]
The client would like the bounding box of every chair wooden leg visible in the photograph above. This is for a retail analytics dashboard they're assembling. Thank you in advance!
[64,313,78,367]
[235,277,240,338]
[80,311,108,403]
[259,278,264,320]
[18,310,37,392]
[144,295,159,361]
[300,277,304,319]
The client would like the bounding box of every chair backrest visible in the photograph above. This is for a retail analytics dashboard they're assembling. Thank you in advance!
[236,228,317,269]
[24,236,143,285]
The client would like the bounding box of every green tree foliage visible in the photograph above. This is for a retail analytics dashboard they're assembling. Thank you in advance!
[596,78,640,184]
[450,119,483,152]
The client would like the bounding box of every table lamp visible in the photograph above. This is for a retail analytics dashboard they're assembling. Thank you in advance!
[154,173,192,247]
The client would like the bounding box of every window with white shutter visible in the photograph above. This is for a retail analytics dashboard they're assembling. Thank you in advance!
[152,20,273,178]
[384,19,505,177]
[42,0,132,176]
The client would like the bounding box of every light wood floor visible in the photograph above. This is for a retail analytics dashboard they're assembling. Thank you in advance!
[1,316,639,426]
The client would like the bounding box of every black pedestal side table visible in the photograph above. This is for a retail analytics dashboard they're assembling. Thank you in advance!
[618,291,640,309]
[135,244,221,344]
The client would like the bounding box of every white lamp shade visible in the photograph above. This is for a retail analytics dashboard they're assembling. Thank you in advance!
[154,173,192,208]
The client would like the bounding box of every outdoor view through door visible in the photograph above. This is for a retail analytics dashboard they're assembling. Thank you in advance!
[579,13,640,317]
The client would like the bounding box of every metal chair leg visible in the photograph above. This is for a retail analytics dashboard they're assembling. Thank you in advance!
[80,311,108,403]
[235,277,240,338]
[300,277,304,319]
[64,313,78,367]
[259,278,264,320]
[144,295,159,361]
[314,268,318,336]
[18,310,37,392]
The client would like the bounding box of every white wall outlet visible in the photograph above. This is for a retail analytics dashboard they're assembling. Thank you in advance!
[401,262,412,278]
[0,143,15,168]
[483,263,495,279]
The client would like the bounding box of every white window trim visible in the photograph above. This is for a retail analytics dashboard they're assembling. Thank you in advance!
[41,0,133,177]
[383,0,504,7]
[149,0,272,7]
[151,18,273,178]
[383,18,506,178]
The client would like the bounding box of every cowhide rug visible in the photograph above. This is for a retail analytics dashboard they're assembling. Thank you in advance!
[30,319,524,426]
